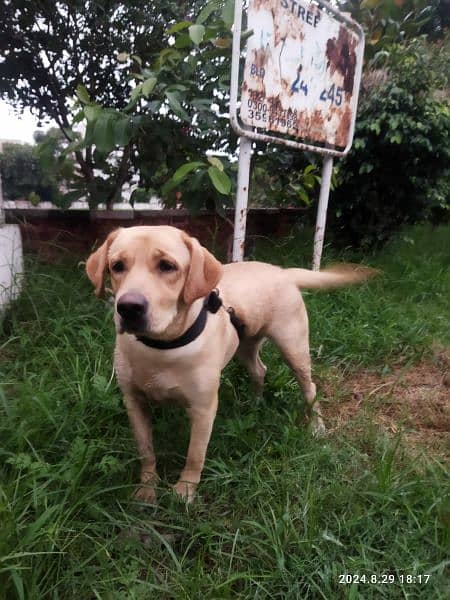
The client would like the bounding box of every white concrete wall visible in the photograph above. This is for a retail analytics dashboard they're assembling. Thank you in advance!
[0,225,23,313]
[0,146,24,313]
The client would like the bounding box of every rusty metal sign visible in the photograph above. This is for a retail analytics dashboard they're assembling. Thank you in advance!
[238,0,364,152]
[229,0,364,266]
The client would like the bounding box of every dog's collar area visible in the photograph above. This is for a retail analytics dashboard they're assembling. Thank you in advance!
[134,290,245,350]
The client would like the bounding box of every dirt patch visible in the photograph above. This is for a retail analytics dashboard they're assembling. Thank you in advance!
[320,350,450,456]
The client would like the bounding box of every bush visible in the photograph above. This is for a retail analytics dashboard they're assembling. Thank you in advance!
[329,38,450,248]
[0,141,60,204]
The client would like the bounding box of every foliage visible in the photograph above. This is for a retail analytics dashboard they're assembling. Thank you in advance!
[0,141,61,204]
[0,0,215,208]
[0,226,449,598]
[339,0,447,57]
[65,0,235,209]
[327,38,450,248]
[161,155,234,212]
[1,0,448,224]
[250,151,322,208]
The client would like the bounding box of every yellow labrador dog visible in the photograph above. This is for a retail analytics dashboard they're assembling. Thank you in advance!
[86,225,374,503]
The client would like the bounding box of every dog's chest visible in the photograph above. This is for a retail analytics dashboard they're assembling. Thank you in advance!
[135,368,187,404]
[114,342,199,405]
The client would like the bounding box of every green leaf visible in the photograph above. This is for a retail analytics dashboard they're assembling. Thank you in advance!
[175,34,192,49]
[221,0,235,28]
[155,48,182,71]
[10,570,24,600]
[207,156,224,171]
[173,161,205,183]
[75,84,91,104]
[28,191,41,206]
[117,52,129,63]
[303,173,315,189]
[130,83,143,102]
[167,21,192,34]
[189,24,205,45]
[142,77,157,97]
[297,187,310,205]
[72,110,84,123]
[93,115,115,154]
[348,583,359,600]
[84,105,100,122]
[197,0,221,24]
[165,91,189,120]
[114,118,132,146]
[208,166,231,195]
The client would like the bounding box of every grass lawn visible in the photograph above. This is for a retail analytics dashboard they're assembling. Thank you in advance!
[0,225,449,599]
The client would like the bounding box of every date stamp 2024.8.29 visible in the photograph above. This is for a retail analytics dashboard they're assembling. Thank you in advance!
[339,573,431,585]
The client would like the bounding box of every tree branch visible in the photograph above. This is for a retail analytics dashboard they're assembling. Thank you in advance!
[106,143,132,209]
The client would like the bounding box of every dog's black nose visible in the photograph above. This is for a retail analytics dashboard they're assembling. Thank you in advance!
[117,293,148,321]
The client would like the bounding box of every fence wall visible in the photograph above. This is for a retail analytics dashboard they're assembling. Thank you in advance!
[4,207,305,260]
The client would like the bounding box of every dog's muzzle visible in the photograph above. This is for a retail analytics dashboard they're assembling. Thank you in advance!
[117,292,148,333]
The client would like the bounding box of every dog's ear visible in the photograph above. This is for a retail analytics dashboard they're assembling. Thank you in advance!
[86,230,119,297]
[182,234,223,304]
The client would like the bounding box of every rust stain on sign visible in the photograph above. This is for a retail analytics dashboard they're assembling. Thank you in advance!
[240,0,363,149]
[326,26,357,94]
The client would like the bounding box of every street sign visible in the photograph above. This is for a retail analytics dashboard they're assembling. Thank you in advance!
[229,0,364,267]
[240,0,364,150]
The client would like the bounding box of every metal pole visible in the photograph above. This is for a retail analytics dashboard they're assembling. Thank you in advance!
[312,155,333,271]
[232,135,252,262]
[0,142,4,225]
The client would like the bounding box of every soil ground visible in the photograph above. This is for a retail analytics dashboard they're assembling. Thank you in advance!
[321,349,450,457]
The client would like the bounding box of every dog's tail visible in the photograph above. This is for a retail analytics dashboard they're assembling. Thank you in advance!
[286,264,379,290]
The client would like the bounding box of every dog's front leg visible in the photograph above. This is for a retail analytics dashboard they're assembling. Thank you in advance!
[174,393,218,503]
[123,390,158,504]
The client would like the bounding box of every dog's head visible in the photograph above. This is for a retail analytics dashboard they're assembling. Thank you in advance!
[86,226,222,336]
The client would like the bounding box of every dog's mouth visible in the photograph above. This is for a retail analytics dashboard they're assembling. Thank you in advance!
[118,316,148,335]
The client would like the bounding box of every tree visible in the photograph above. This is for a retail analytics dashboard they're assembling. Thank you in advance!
[53,0,236,210]
[0,0,212,206]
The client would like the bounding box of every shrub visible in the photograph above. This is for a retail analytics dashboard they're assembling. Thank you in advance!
[0,141,61,204]
[329,38,450,248]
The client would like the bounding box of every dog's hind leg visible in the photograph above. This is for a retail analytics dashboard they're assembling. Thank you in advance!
[236,337,267,395]
[267,302,325,436]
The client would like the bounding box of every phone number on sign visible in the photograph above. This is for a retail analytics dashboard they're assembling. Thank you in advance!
[245,99,299,131]
[339,574,431,585]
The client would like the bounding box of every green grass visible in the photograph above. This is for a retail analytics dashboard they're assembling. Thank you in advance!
[0,225,449,599]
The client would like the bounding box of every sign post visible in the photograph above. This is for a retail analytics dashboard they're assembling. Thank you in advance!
[230,0,364,267]
[312,154,333,270]
[232,136,252,261]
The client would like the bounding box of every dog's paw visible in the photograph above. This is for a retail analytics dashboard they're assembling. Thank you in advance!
[310,416,326,437]
[134,483,157,505]
[173,480,197,504]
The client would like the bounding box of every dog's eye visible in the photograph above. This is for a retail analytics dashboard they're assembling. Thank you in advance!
[111,260,125,274]
[158,259,177,273]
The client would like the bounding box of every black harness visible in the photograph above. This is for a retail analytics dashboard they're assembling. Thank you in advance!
[135,290,245,350]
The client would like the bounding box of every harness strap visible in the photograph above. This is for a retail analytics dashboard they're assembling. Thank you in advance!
[135,290,244,350]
